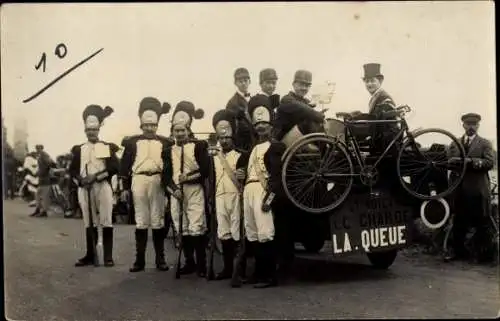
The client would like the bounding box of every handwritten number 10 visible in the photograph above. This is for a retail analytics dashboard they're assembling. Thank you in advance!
[35,43,68,73]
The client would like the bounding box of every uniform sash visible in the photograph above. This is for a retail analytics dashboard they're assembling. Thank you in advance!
[216,151,241,190]
[252,146,268,191]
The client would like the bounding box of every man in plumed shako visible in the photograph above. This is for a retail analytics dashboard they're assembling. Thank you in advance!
[69,105,120,267]
[163,101,210,277]
[274,70,325,146]
[210,109,249,280]
[244,95,287,288]
[225,67,256,153]
[119,97,172,272]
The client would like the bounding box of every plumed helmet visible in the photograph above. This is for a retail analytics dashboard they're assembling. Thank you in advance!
[82,105,114,129]
[138,97,171,125]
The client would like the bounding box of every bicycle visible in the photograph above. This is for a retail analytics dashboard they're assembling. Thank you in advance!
[281,105,468,214]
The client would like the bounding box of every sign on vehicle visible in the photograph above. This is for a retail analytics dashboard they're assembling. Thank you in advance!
[329,190,413,256]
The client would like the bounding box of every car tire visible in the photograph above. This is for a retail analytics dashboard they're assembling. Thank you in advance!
[367,249,398,269]
[301,238,325,253]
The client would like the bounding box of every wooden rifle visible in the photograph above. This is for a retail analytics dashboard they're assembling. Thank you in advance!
[85,164,99,267]
[174,144,185,279]
[206,134,218,280]
[230,180,246,288]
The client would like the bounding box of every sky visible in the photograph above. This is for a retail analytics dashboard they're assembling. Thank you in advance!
[1,2,496,157]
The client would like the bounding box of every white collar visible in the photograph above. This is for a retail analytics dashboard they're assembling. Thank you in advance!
[464,134,476,141]
[237,90,251,99]
[258,91,270,97]
[371,87,383,97]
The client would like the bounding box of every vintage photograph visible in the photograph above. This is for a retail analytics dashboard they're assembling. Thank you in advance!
[1,2,497,320]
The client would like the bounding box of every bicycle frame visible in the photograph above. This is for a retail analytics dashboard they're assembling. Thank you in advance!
[343,117,417,171]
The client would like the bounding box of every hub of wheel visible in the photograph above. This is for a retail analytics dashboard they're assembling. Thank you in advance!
[360,166,379,186]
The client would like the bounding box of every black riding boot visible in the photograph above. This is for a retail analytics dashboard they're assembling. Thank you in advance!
[179,236,196,275]
[30,207,40,217]
[102,227,114,267]
[254,241,278,288]
[215,239,235,280]
[153,228,169,271]
[75,227,97,266]
[249,241,263,285]
[130,229,147,272]
[244,241,260,284]
[194,235,207,278]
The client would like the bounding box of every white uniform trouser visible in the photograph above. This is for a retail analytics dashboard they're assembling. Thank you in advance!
[131,174,165,229]
[171,184,206,236]
[78,181,113,228]
[216,192,240,241]
[243,182,275,242]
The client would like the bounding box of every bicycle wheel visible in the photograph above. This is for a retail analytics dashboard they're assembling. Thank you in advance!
[282,134,354,214]
[397,128,466,200]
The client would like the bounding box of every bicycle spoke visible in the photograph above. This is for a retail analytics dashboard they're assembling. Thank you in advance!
[319,144,338,171]
[413,170,432,195]
[400,166,431,176]
[288,176,316,197]
[296,180,317,205]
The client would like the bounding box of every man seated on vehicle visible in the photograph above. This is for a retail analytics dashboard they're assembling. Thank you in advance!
[340,63,399,155]
[274,70,325,147]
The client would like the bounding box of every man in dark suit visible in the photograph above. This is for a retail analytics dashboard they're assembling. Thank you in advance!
[274,70,325,145]
[446,113,495,262]
[225,67,255,153]
[360,63,398,153]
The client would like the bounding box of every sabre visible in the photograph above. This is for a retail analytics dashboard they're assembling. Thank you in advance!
[230,182,246,288]
[206,134,218,281]
[174,144,185,279]
[85,164,99,267]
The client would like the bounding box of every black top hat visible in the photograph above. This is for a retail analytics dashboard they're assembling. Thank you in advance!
[363,63,384,80]
[461,113,481,123]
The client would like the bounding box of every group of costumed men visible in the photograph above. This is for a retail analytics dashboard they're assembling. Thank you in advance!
[68,63,398,288]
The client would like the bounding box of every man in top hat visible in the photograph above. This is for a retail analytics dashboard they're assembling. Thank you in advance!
[360,63,399,152]
[69,104,120,267]
[119,97,172,272]
[446,113,495,263]
[225,67,256,153]
[361,63,396,117]
[209,109,250,281]
[163,101,210,277]
[274,70,325,146]
[244,95,287,288]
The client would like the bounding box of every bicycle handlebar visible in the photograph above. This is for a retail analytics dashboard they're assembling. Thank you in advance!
[336,105,411,120]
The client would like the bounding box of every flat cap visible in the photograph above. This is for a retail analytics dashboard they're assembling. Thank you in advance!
[294,70,312,85]
[234,68,250,80]
[461,113,481,123]
[259,68,278,83]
